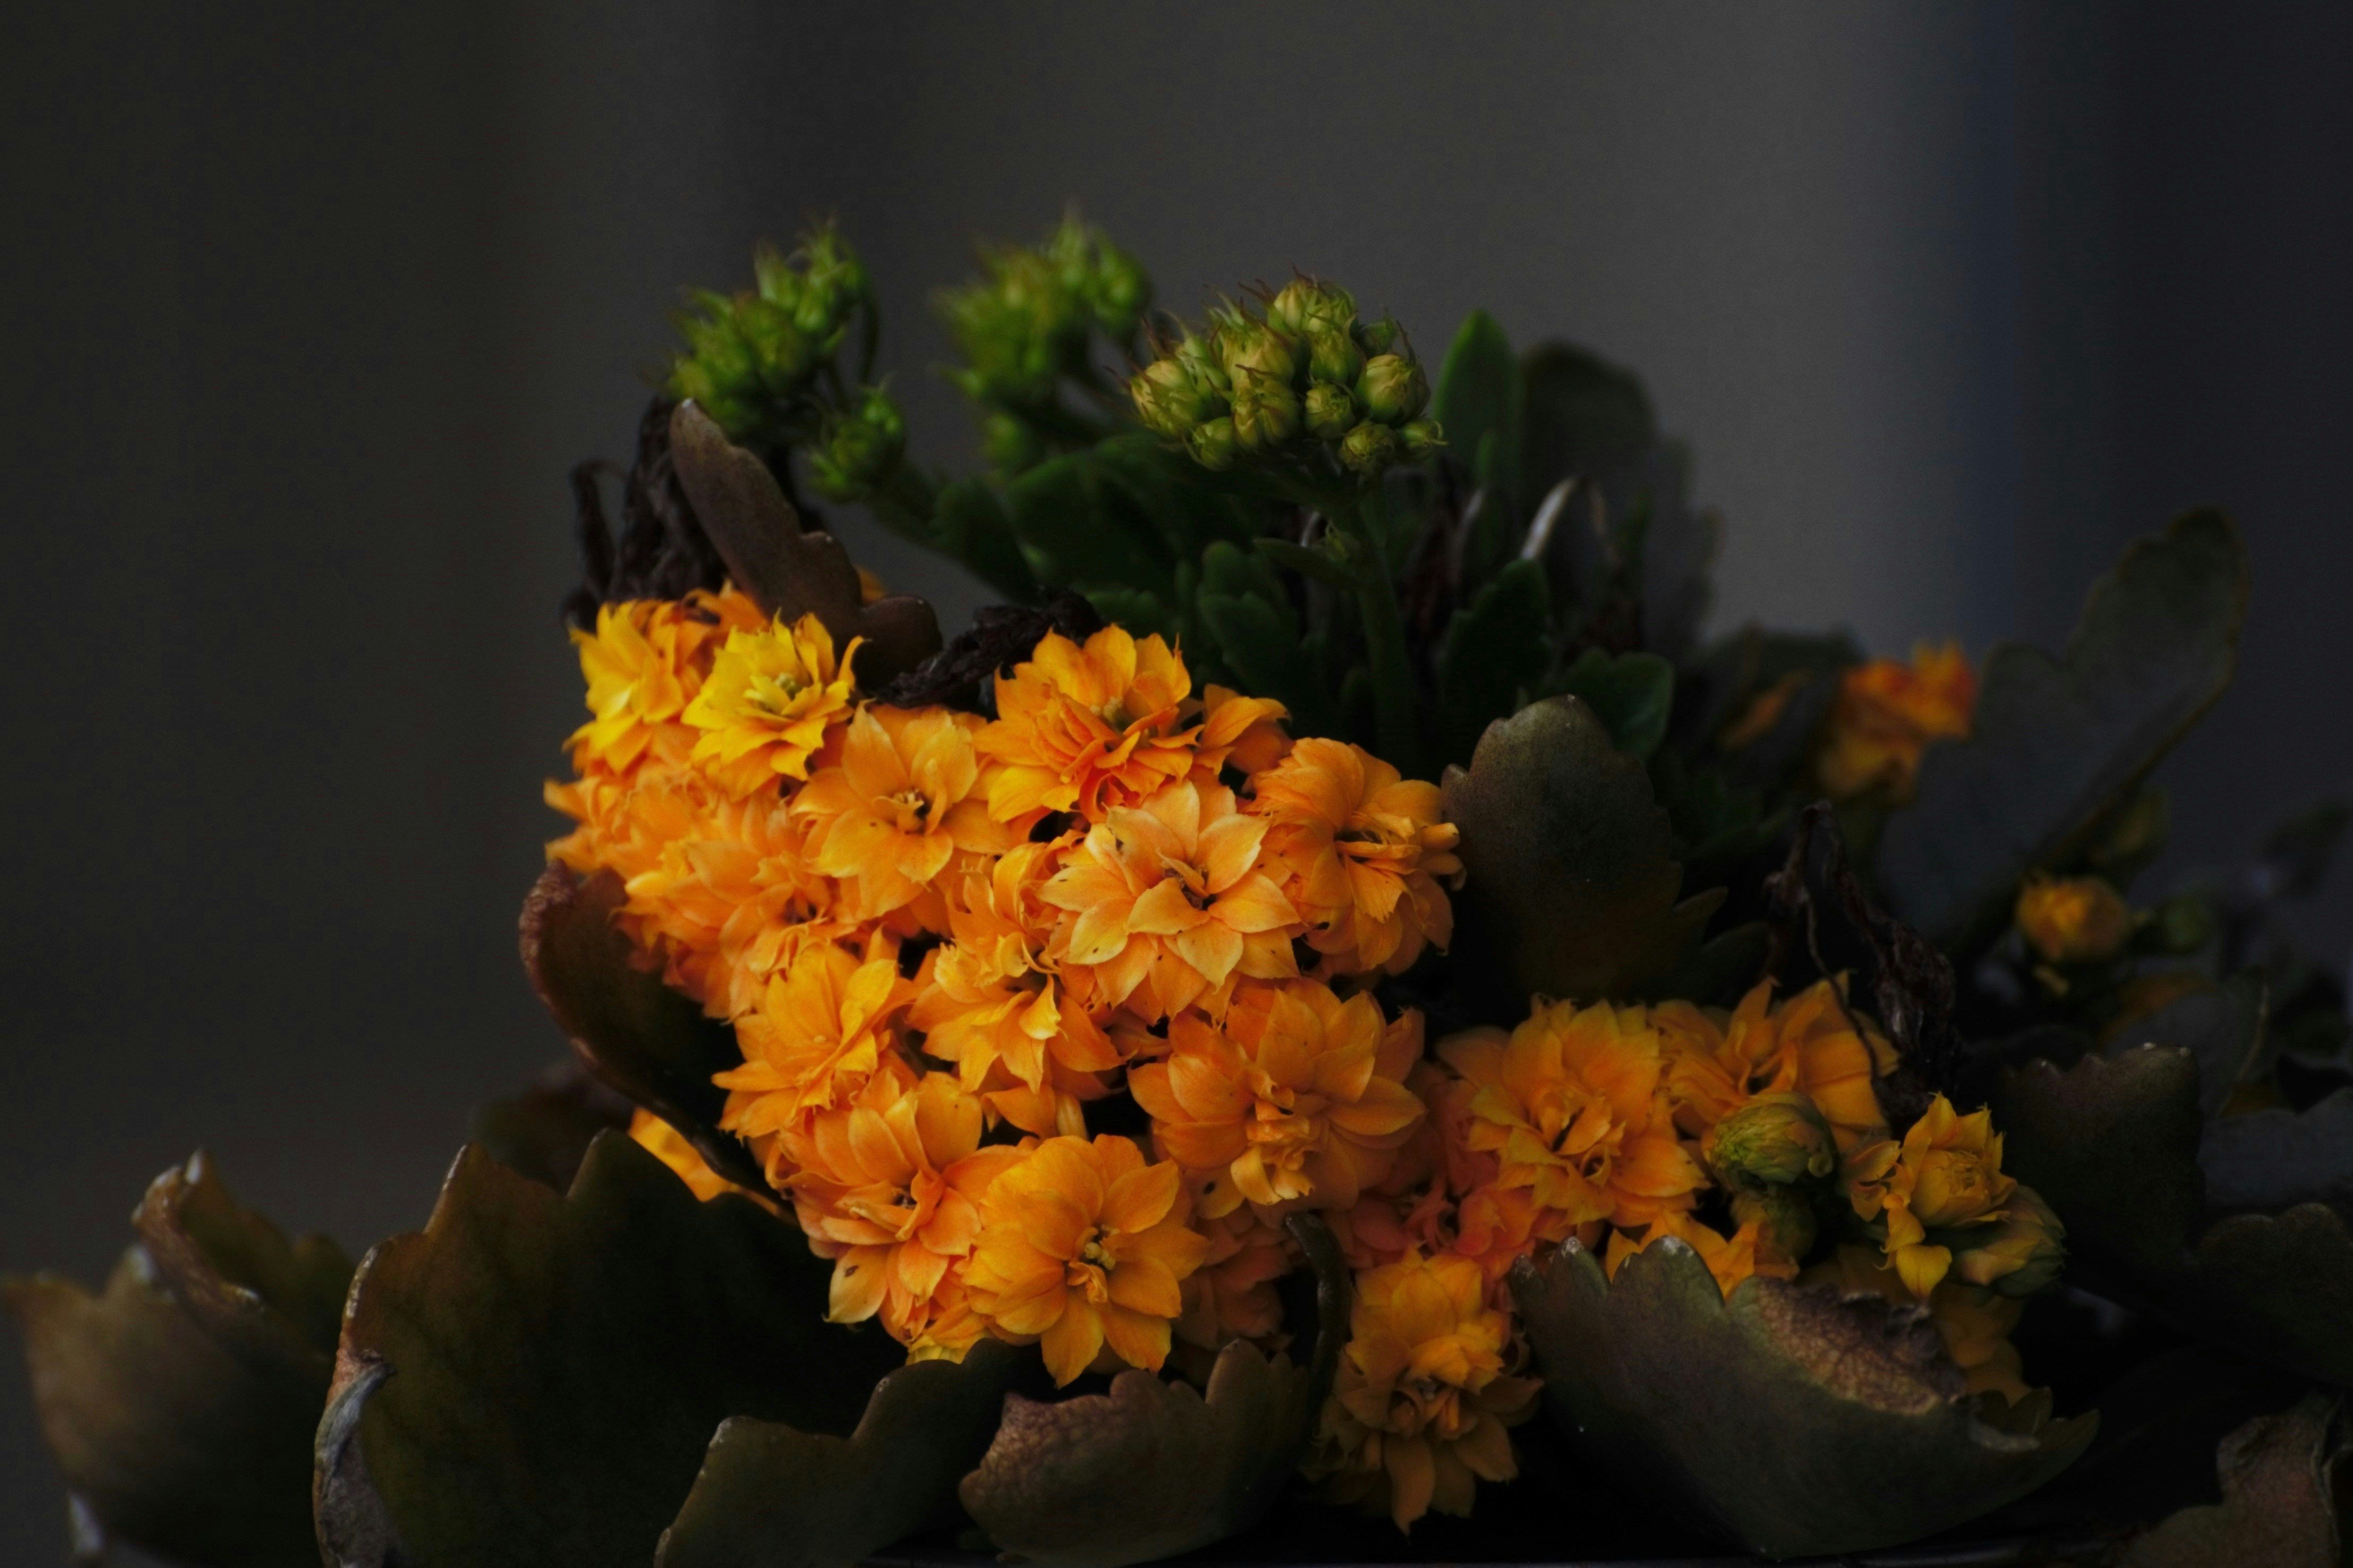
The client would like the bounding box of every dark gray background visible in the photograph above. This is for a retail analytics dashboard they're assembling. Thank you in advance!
[5,4,2348,1557]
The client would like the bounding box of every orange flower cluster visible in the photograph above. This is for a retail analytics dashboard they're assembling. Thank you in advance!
[1815,641,1977,802]
[548,608,1464,1387]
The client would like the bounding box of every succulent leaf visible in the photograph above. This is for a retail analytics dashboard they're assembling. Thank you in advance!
[470,1062,634,1192]
[1434,558,1553,768]
[1551,646,1675,761]
[2120,1394,2350,1567]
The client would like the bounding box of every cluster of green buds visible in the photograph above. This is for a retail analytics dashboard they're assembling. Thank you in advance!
[807,383,907,503]
[668,225,875,451]
[940,215,1149,471]
[1703,1093,1838,1259]
[1130,277,1440,482]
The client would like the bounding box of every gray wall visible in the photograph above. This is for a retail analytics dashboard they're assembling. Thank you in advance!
[5,4,2348,1556]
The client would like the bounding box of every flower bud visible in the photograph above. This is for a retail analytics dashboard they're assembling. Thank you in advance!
[1730,1186,1818,1262]
[1355,354,1429,423]
[1227,369,1301,450]
[1302,381,1357,442]
[1217,318,1303,388]
[2015,874,2132,966]
[1267,278,1357,338]
[1948,1185,2066,1297]
[1704,1093,1837,1192]
[1305,320,1365,387]
[1087,242,1152,337]
[1354,316,1399,355]
[1337,419,1399,477]
[808,385,905,500]
[1186,416,1240,471]
[1397,418,1445,458]
[1130,356,1224,438]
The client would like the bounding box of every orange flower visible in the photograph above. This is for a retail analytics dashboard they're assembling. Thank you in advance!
[962,1134,1210,1385]
[909,842,1122,1137]
[683,612,859,796]
[1817,641,1975,802]
[714,938,914,1143]
[1303,1252,1539,1531]
[1802,1244,2031,1402]
[628,1108,775,1209]
[1844,1094,2019,1298]
[791,704,1022,921]
[1602,1210,1796,1298]
[1176,1206,1296,1350]
[1130,979,1426,1216]
[1040,778,1301,1019]
[1248,738,1461,975]
[2014,873,2132,967]
[565,589,763,778]
[1437,1000,1703,1240]
[1655,979,1895,1154]
[975,626,1290,822]
[772,1056,1020,1356]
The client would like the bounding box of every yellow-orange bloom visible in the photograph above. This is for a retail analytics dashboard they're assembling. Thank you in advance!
[1602,1210,1797,1298]
[962,1134,1210,1385]
[791,704,1021,921]
[1303,1252,1539,1531]
[2015,873,2132,966]
[1176,1206,1295,1351]
[1130,979,1426,1216]
[772,1056,1020,1356]
[1803,1244,2031,1403]
[1437,1001,1703,1240]
[714,938,914,1143]
[1248,738,1461,976]
[1040,778,1301,1019]
[683,612,859,796]
[1817,641,1976,802]
[566,590,763,778]
[910,842,1122,1137]
[1844,1095,2018,1298]
[1655,979,1895,1154]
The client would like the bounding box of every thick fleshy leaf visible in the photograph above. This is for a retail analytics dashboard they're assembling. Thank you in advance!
[316,1132,905,1568]
[2203,1090,2353,1221]
[1878,511,2250,948]
[1511,1238,2095,1560]
[1443,695,1721,1009]
[2045,1345,2309,1531]
[658,1341,1025,1568]
[471,1061,635,1191]
[1432,310,1521,587]
[667,400,943,684]
[2121,1395,2349,1567]
[2116,971,2271,1121]
[1517,341,1653,510]
[519,861,768,1193]
[1435,558,1552,768]
[1553,647,1674,761]
[956,1213,1350,1568]
[1998,1046,2353,1386]
[6,1154,352,1568]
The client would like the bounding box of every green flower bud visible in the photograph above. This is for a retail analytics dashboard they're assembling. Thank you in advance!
[1730,1186,1818,1262]
[1267,278,1356,338]
[1337,419,1399,477]
[1946,1185,2066,1298]
[1305,320,1364,386]
[1354,316,1399,355]
[1703,1093,1837,1192]
[1397,418,1445,458]
[1303,381,1357,442]
[1129,356,1223,438]
[1227,368,1301,450]
[808,385,906,500]
[1355,353,1429,423]
[1086,242,1152,337]
[1217,318,1303,388]
[1186,416,1240,471]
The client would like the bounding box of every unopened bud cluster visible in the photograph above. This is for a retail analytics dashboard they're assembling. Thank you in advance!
[809,383,908,502]
[1130,278,1441,482]
[941,216,1150,414]
[669,224,874,450]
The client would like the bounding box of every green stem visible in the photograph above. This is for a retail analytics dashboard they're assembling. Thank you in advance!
[1333,490,1423,776]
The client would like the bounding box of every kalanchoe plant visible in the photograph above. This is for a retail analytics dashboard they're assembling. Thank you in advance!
[12,213,2351,1568]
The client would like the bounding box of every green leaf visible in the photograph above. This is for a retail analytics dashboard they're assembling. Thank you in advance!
[1878,511,2251,948]
[1435,558,1553,768]
[1004,446,1176,598]
[931,479,1041,604]
[1080,585,1178,642]
[316,1133,909,1568]
[1636,920,1771,1007]
[6,1154,353,1568]
[1553,646,1674,760]
[521,862,767,1194]
[1197,581,1342,738]
[2201,1090,2353,1222]
[1433,311,1521,586]
[1511,1239,2095,1560]
[471,1063,634,1192]
[1250,534,1361,589]
[1997,1047,2353,1387]
[2120,1395,2349,1566]
[657,1342,1024,1568]
[1517,341,1655,509]
[1442,696,1724,1009]
[2128,971,2271,1122]
[957,1214,1349,1568]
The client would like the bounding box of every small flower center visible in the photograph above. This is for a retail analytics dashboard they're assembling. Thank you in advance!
[885,788,932,834]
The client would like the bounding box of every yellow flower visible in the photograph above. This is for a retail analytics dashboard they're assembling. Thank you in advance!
[566,590,763,778]
[1655,979,1895,1154]
[962,1134,1211,1386]
[1602,1210,1797,1298]
[2015,873,2132,966]
[683,612,859,797]
[1130,980,1427,1216]
[714,938,914,1142]
[1176,1206,1295,1351]
[1039,778,1301,1019]
[790,704,1022,921]
[1803,1244,2030,1403]
[1816,641,1976,802]
[772,1056,1021,1356]
[1437,1000,1704,1240]
[1303,1252,1539,1531]
[1247,737,1461,976]
[1844,1095,2019,1298]
[628,1108,774,1209]
[910,841,1123,1137]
